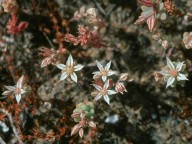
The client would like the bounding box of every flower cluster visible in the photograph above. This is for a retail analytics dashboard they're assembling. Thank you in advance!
[91,61,128,104]
[154,57,188,88]
[65,7,103,48]
[65,25,102,48]
[71,101,96,138]
[134,0,166,32]
[72,7,104,29]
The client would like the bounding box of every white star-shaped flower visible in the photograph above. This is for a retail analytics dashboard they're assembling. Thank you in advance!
[92,80,116,105]
[2,76,26,104]
[93,60,116,82]
[56,54,84,83]
[159,57,188,88]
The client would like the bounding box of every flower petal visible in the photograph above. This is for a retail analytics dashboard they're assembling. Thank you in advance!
[158,70,170,76]
[92,84,102,91]
[176,61,184,72]
[4,86,15,91]
[166,56,175,69]
[20,89,26,94]
[177,73,188,81]
[103,95,110,105]
[74,64,84,71]
[16,76,24,88]
[107,90,117,95]
[56,64,66,70]
[60,72,68,81]
[96,60,103,71]
[2,90,12,95]
[92,71,100,75]
[16,94,21,104]
[102,76,107,82]
[105,61,111,71]
[67,54,74,66]
[94,93,102,101]
[103,80,109,89]
[107,70,116,76]
[166,77,175,88]
[71,72,78,83]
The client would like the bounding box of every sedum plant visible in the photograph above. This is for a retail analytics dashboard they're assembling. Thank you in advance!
[134,0,166,32]
[71,101,96,138]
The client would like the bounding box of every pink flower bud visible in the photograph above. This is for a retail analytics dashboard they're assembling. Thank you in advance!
[147,15,156,32]
[119,73,129,81]
[115,82,127,94]
[154,71,163,81]
[79,128,84,138]
[89,121,96,128]
[161,40,169,49]
[71,124,81,136]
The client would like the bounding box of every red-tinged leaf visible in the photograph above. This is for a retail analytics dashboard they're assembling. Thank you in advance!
[147,15,156,32]
[79,128,84,138]
[18,21,28,31]
[138,0,152,7]
[71,124,80,136]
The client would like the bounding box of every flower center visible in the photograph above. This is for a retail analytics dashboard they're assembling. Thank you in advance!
[169,69,178,77]
[101,69,108,76]
[66,66,74,74]
[14,88,20,95]
[101,88,107,95]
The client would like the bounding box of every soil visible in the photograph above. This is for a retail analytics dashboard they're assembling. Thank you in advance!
[1,0,192,144]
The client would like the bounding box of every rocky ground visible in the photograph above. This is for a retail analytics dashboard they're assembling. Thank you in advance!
[1,0,192,143]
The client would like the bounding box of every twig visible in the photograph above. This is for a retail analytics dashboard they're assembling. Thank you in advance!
[0,108,24,144]
[91,0,106,16]
[42,32,55,49]
[0,136,6,144]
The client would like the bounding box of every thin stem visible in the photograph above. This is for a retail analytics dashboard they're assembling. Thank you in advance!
[0,136,6,144]
[0,108,24,144]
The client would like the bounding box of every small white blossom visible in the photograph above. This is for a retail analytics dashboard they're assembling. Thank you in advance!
[93,60,116,82]
[159,57,188,88]
[56,54,84,83]
[92,80,116,105]
[2,76,26,103]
